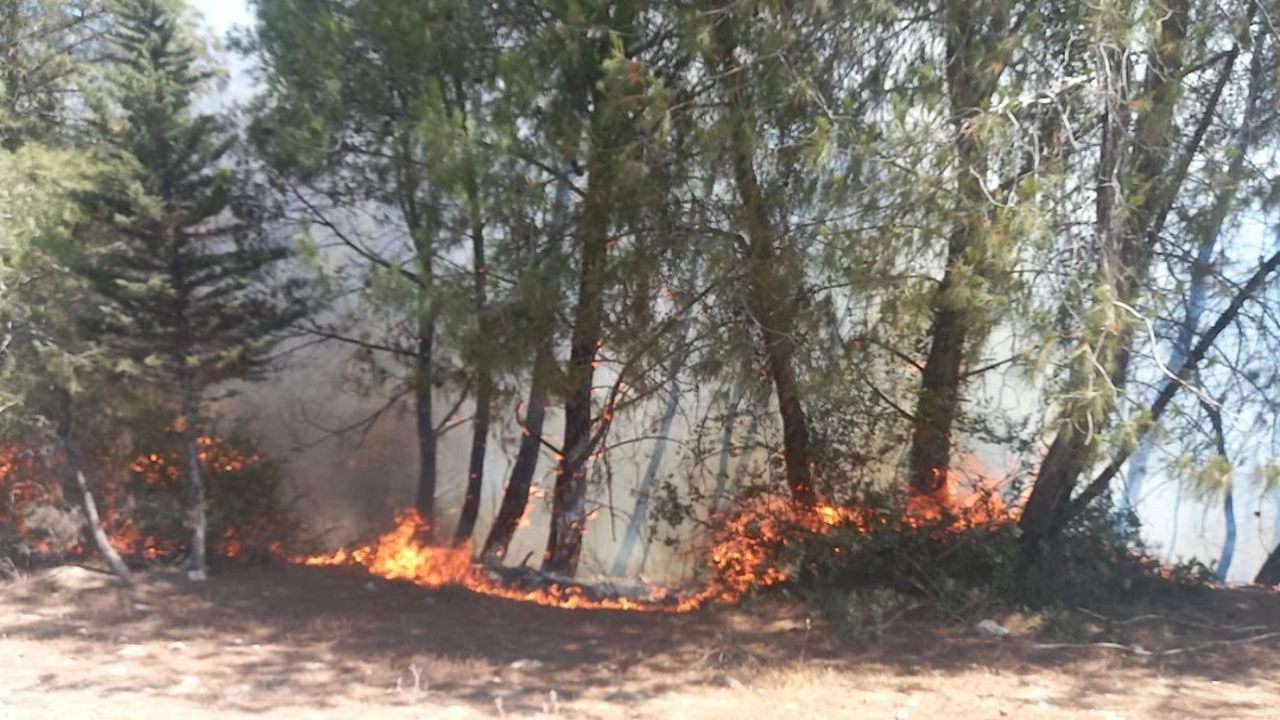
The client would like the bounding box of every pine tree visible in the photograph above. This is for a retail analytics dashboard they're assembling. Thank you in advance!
[75,0,304,580]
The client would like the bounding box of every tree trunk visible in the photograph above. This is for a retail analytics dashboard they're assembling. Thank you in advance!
[717,29,817,506]
[54,399,130,586]
[542,7,638,573]
[481,341,554,564]
[480,163,576,564]
[610,327,692,577]
[400,122,438,536]
[711,377,746,511]
[1217,484,1235,581]
[1255,542,1280,586]
[1203,401,1235,582]
[907,0,1009,497]
[763,339,817,504]
[413,317,437,532]
[542,153,612,574]
[909,299,968,496]
[455,375,491,548]
[454,102,492,549]
[71,461,131,584]
[179,371,208,581]
[1019,2,1191,569]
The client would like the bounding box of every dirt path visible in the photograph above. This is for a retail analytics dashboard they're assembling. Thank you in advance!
[0,565,1277,719]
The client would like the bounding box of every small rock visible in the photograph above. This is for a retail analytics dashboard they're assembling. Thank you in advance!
[44,566,114,591]
[167,641,186,652]
[253,676,289,691]
[723,675,745,690]
[132,603,152,613]
[186,569,207,582]
[365,581,377,592]
[975,619,1010,638]
[174,675,201,693]
[117,644,147,659]
[509,659,543,670]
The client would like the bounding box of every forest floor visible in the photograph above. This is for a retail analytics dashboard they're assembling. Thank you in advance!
[0,564,1278,719]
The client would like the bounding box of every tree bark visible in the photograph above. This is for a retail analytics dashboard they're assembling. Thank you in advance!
[413,315,437,531]
[55,397,130,586]
[542,4,639,575]
[480,339,554,564]
[711,377,746,511]
[481,163,576,564]
[715,23,817,506]
[610,319,692,576]
[455,369,492,547]
[542,123,615,575]
[1202,400,1235,582]
[454,95,492,548]
[1019,1,1192,568]
[399,118,438,535]
[179,370,208,581]
[907,0,1009,497]
[1255,542,1280,586]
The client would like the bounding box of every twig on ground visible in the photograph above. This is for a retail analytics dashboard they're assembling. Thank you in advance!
[1031,631,1280,656]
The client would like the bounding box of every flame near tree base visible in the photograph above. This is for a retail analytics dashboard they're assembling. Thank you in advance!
[290,488,1019,612]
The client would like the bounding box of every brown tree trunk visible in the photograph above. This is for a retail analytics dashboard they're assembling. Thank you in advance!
[908,300,969,496]
[455,371,491,548]
[762,334,816,504]
[481,339,554,564]
[542,133,614,576]
[413,314,438,532]
[716,22,816,506]
[907,0,1009,497]
[1255,543,1280,586]
[398,121,438,537]
[454,97,492,549]
[481,157,576,564]
[541,3,640,576]
[1019,1,1193,570]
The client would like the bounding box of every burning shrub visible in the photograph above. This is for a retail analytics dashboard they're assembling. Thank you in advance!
[119,429,298,563]
[0,441,83,568]
[701,484,1196,626]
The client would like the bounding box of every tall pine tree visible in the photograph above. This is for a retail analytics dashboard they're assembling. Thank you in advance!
[76,0,304,580]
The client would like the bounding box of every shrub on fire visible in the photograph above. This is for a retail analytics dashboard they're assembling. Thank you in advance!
[710,486,1209,623]
[0,442,81,565]
[118,428,297,563]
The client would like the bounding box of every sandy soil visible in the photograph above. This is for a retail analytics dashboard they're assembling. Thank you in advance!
[0,564,1277,719]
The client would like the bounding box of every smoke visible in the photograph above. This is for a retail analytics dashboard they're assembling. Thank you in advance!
[218,337,726,583]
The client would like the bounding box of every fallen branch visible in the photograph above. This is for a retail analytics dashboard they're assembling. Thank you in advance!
[1031,631,1280,656]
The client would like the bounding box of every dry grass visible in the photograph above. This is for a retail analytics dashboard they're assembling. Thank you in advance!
[0,564,1277,719]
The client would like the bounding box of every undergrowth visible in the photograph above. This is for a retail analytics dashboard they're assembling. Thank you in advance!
[722,492,1215,645]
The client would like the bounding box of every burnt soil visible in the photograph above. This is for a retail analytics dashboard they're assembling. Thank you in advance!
[1,563,1277,719]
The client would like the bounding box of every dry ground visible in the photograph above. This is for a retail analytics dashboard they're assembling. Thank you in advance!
[0,563,1278,719]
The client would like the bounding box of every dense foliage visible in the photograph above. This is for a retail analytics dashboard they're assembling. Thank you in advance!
[2,0,1280,599]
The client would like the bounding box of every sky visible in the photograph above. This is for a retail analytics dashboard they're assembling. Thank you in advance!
[192,0,255,109]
